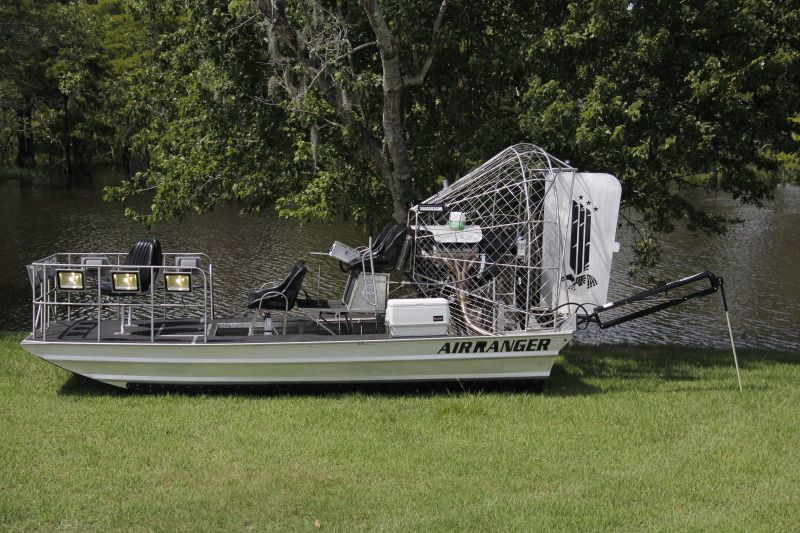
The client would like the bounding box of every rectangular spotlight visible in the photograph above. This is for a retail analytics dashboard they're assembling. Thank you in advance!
[164,273,191,293]
[111,271,140,293]
[56,270,84,291]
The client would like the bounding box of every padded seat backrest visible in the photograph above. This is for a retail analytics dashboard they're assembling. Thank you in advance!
[247,260,307,310]
[477,228,515,281]
[279,260,307,306]
[479,227,516,257]
[125,238,163,291]
[369,223,395,254]
[376,223,407,266]
[345,223,407,273]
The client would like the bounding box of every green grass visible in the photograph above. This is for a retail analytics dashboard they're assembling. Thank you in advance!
[1,332,798,532]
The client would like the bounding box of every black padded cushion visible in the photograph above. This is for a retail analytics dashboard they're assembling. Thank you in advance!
[475,227,516,283]
[369,223,395,255]
[346,223,407,273]
[247,260,307,310]
[126,238,163,290]
[101,238,163,295]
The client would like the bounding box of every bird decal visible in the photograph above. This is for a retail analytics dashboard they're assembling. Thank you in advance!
[564,273,598,290]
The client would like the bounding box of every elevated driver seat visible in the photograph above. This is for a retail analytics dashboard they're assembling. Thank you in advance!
[246,260,307,311]
[343,223,407,273]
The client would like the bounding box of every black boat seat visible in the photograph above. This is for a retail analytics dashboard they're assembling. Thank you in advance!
[344,223,407,273]
[101,238,163,295]
[477,227,517,279]
[366,222,395,255]
[247,260,307,311]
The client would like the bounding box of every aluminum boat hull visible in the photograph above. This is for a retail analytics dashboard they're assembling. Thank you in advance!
[21,332,572,389]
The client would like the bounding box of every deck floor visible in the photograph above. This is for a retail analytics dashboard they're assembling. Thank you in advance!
[31,315,390,344]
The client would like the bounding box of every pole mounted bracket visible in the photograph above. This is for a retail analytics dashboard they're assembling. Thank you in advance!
[590,271,721,329]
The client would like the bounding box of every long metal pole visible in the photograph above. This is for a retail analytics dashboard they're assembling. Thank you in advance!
[209,263,214,319]
[719,279,742,392]
[150,266,155,342]
[97,266,102,342]
[31,267,37,338]
[725,311,743,392]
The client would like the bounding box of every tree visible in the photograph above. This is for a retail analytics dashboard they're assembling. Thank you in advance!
[520,0,799,271]
[0,0,119,175]
[774,116,800,184]
[106,0,556,226]
[223,0,451,222]
[0,0,49,168]
[103,1,298,222]
[103,0,798,272]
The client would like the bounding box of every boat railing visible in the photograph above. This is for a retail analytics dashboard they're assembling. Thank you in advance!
[407,217,574,335]
[27,252,214,343]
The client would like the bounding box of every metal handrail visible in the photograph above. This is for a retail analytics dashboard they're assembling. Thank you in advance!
[252,291,290,335]
[27,253,213,343]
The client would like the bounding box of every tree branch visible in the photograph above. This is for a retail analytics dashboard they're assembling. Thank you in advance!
[257,0,298,52]
[257,0,411,220]
[403,0,448,87]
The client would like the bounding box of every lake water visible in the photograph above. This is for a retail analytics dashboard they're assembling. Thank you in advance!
[1,170,798,352]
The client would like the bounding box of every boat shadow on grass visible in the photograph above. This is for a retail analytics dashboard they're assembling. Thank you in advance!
[56,344,797,398]
[557,344,798,392]
[58,374,565,398]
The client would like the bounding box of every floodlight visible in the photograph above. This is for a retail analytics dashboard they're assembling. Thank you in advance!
[111,271,140,293]
[164,273,191,293]
[56,270,84,291]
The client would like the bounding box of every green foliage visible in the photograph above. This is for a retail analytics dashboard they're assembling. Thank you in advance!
[773,115,800,184]
[105,3,276,222]
[106,1,577,225]
[2,0,798,270]
[0,0,146,170]
[520,0,799,274]
[104,0,395,226]
[0,81,17,163]
[399,0,545,189]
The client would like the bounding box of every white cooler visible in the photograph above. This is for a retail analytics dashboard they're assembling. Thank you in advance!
[385,298,451,337]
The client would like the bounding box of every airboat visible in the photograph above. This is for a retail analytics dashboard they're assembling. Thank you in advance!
[20,144,735,390]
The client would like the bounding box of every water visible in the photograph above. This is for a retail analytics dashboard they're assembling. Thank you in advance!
[578,185,800,351]
[0,169,369,327]
[2,169,798,351]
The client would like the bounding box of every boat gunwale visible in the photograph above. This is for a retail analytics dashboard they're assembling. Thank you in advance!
[21,328,573,349]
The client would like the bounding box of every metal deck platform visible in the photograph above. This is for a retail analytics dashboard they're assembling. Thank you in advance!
[35,317,389,344]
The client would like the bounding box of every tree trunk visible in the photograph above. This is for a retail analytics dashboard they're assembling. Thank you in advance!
[363,0,413,222]
[261,0,442,223]
[15,96,35,168]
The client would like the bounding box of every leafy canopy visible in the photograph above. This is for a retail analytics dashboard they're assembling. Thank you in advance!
[520,0,799,270]
[1,0,797,272]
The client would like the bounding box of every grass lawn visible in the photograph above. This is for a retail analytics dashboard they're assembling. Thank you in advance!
[1,331,798,531]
